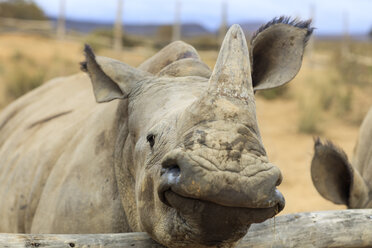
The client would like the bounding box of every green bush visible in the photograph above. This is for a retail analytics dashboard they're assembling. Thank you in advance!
[5,51,45,100]
[297,99,322,134]
[83,34,109,52]
[335,87,353,117]
[89,28,144,48]
[186,35,220,51]
[6,70,45,99]
[0,0,46,20]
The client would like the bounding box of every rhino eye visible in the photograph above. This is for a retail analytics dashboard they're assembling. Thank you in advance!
[146,134,155,148]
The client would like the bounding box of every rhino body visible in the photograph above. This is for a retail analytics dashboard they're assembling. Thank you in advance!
[0,18,312,248]
[312,107,372,208]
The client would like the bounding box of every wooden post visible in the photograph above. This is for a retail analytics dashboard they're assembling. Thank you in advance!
[114,0,123,52]
[57,0,66,39]
[218,1,228,45]
[172,0,181,41]
[307,4,315,67]
[1,209,372,247]
[342,10,350,58]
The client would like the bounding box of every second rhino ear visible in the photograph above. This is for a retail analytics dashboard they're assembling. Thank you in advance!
[81,45,151,103]
[251,17,313,91]
[311,138,369,208]
[311,139,352,205]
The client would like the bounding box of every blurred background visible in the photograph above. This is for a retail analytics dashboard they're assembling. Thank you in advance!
[0,0,371,215]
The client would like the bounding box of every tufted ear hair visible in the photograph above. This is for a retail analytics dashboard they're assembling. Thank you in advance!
[81,45,151,103]
[251,16,313,91]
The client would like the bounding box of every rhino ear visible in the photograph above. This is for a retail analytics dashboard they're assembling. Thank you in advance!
[251,17,313,91]
[311,139,352,205]
[311,138,369,208]
[81,45,150,103]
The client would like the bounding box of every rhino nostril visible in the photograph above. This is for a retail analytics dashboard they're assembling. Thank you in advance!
[161,155,181,176]
[168,165,181,177]
[159,164,181,207]
[160,163,181,177]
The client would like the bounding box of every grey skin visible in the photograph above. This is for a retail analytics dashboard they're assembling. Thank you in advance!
[311,107,372,209]
[0,17,312,248]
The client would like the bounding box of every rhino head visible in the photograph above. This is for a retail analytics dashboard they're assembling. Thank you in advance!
[83,17,312,248]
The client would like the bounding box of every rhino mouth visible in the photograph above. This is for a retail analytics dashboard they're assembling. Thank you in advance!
[157,149,284,245]
[159,187,284,216]
[158,188,283,246]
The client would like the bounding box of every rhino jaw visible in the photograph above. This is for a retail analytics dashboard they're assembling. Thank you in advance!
[156,147,285,245]
[156,153,284,246]
[161,190,283,247]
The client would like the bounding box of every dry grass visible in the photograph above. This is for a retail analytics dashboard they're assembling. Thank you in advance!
[0,33,371,215]
[0,33,156,107]
[0,34,82,106]
[290,41,372,134]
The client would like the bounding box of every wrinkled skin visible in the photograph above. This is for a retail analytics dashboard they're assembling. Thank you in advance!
[0,18,312,248]
[311,107,372,209]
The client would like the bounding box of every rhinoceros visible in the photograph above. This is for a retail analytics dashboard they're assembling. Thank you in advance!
[311,107,372,209]
[0,17,312,248]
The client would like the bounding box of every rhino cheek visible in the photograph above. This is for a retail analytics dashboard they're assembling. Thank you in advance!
[136,170,157,236]
[135,170,182,247]
[136,166,178,241]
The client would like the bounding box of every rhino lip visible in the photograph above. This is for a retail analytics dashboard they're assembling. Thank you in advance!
[158,185,285,214]
[159,189,285,231]
[158,189,171,208]
[158,183,175,208]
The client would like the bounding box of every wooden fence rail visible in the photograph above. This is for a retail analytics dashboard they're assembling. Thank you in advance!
[1,209,372,248]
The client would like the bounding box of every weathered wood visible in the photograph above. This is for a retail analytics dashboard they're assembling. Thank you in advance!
[0,233,164,248]
[243,209,372,248]
[1,209,372,248]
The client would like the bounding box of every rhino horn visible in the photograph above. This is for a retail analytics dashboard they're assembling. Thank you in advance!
[208,24,254,102]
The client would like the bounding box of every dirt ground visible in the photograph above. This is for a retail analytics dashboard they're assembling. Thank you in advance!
[256,97,352,214]
[0,33,365,215]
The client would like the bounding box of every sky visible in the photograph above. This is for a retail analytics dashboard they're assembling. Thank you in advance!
[33,0,372,35]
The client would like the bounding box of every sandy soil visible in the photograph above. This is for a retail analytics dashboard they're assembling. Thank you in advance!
[256,97,354,214]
